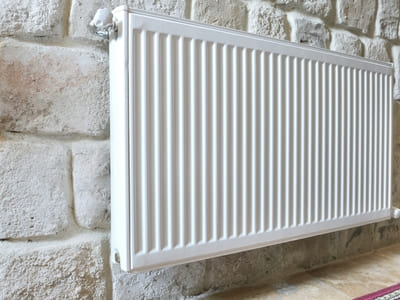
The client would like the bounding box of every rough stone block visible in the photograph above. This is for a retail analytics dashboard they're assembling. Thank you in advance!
[336,0,376,34]
[141,0,186,17]
[192,0,247,30]
[362,38,390,62]
[335,225,373,258]
[0,0,66,37]
[69,0,186,41]
[204,234,336,290]
[393,46,400,100]
[0,39,109,136]
[278,233,337,271]
[375,0,400,40]
[72,140,110,230]
[275,0,298,10]
[0,232,110,299]
[275,0,332,18]
[372,219,400,249]
[203,247,281,291]
[301,0,332,18]
[287,13,330,48]
[248,2,289,40]
[392,150,400,208]
[112,260,206,299]
[0,140,71,239]
[330,30,363,56]
[394,102,400,145]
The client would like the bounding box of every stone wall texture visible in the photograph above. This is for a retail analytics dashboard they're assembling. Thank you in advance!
[0,0,400,299]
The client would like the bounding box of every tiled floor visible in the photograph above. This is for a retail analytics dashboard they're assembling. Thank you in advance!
[204,243,400,299]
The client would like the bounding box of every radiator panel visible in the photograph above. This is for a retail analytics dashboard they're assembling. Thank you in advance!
[110,7,393,272]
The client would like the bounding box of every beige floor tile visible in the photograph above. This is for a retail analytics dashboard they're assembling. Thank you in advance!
[266,273,349,300]
[206,272,349,299]
[375,243,400,260]
[204,285,275,300]
[204,243,400,300]
[308,253,400,298]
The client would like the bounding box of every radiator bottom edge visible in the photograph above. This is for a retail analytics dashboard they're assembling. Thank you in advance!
[123,209,391,272]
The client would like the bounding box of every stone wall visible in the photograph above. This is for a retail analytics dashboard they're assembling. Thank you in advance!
[1,0,400,299]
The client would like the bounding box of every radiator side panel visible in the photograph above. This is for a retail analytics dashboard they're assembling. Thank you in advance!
[110,8,131,270]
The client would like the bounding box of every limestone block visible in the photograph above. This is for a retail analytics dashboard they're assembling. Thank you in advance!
[72,140,110,230]
[0,0,66,37]
[335,225,373,258]
[192,0,247,30]
[112,261,206,298]
[288,13,330,48]
[336,0,376,34]
[394,102,400,145]
[204,234,336,290]
[301,0,332,18]
[375,0,400,40]
[393,46,400,99]
[372,219,400,249]
[275,0,298,10]
[392,150,400,208]
[362,38,390,62]
[275,0,332,18]
[0,232,110,299]
[204,247,281,291]
[0,140,71,239]
[141,0,186,17]
[330,29,363,57]
[0,39,109,136]
[248,2,289,40]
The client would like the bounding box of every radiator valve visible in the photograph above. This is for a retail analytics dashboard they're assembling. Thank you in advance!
[89,8,116,39]
[392,207,400,219]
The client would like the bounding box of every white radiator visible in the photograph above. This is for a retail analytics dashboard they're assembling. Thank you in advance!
[110,6,393,272]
